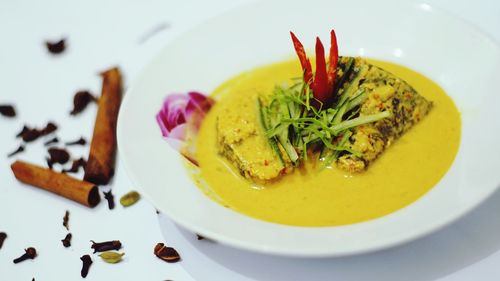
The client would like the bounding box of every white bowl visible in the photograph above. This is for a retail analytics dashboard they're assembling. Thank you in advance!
[117,0,500,257]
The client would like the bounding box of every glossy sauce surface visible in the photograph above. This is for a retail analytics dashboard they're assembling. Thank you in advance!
[194,59,461,226]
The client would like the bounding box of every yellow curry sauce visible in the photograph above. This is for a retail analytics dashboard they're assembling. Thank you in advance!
[193,59,461,227]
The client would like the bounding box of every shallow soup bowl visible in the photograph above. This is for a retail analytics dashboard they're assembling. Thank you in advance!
[117,0,500,257]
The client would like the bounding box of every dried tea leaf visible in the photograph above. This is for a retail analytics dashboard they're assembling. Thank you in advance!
[98,251,125,264]
[120,191,140,207]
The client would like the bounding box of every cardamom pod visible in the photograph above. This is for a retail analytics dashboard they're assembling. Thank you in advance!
[120,191,140,207]
[98,252,125,264]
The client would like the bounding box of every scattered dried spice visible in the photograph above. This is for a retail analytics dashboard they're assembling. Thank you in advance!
[0,232,6,249]
[62,233,72,247]
[46,157,54,170]
[156,209,160,214]
[16,126,28,138]
[91,240,122,253]
[98,251,125,264]
[80,254,92,278]
[83,68,121,186]
[40,122,58,136]
[0,105,16,117]
[196,234,205,240]
[154,243,181,263]
[16,122,57,142]
[45,39,65,54]
[103,190,115,210]
[70,91,97,115]
[44,137,59,146]
[13,247,37,264]
[11,160,101,208]
[63,210,70,230]
[65,137,87,146]
[120,191,140,207]
[48,147,70,164]
[7,145,25,158]
[62,158,86,174]
[20,127,41,142]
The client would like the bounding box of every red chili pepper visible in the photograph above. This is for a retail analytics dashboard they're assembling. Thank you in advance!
[290,30,339,108]
[312,37,329,105]
[290,32,313,85]
[327,29,339,93]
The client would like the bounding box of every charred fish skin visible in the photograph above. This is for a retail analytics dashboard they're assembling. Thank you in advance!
[336,58,433,172]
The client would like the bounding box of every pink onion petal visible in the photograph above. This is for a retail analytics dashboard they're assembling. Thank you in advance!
[185,91,214,117]
[168,123,187,141]
[156,91,214,166]
[166,107,186,131]
[156,112,170,137]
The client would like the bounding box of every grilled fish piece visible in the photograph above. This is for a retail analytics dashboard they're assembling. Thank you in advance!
[216,57,432,180]
[216,92,290,181]
[335,58,433,172]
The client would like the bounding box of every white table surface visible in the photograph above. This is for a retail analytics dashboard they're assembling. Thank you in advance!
[1,0,499,280]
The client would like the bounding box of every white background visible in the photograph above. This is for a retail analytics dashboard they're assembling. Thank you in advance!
[1,0,500,280]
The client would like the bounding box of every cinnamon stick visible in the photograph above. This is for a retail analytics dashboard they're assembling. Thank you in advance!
[84,67,122,185]
[11,160,100,207]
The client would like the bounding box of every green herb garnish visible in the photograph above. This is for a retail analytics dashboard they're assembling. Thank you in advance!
[260,74,390,168]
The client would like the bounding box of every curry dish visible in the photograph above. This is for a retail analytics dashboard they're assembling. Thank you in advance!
[193,58,460,226]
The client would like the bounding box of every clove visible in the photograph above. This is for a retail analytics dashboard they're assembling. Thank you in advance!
[61,233,72,248]
[70,91,97,115]
[80,254,92,278]
[46,157,54,170]
[48,147,70,165]
[40,122,57,136]
[65,137,87,146]
[16,126,29,138]
[103,190,115,210]
[63,210,70,230]
[7,145,24,158]
[13,247,37,263]
[90,240,122,253]
[44,137,59,146]
[0,104,16,117]
[62,157,86,174]
[45,39,66,54]
[0,232,6,249]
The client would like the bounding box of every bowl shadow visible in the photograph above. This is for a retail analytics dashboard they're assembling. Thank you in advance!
[158,187,500,281]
